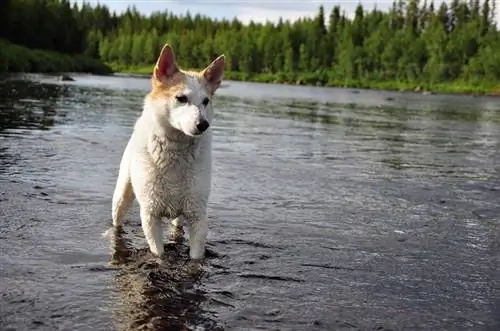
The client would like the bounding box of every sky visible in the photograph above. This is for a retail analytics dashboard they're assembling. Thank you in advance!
[71,0,500,25]
[71,1,393,24]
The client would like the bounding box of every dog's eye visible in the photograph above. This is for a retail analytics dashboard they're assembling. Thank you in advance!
[176,95,188,103]
[202,97,210,106]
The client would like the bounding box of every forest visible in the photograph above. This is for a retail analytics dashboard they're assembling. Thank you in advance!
[1,0,500,94]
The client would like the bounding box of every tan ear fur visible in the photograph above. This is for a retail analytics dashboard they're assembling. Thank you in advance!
[153,43,179,83]
[202,55,225,92]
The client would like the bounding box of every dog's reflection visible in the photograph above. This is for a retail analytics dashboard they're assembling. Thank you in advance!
[107,226,223,331]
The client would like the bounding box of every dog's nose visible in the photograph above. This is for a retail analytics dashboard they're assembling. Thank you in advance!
[196,120,210,132]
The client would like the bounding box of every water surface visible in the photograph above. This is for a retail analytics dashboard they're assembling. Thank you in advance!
[0,73,499,331]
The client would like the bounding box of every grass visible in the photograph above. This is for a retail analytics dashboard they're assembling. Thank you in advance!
[110,62,500,96]
[0,39,112,75]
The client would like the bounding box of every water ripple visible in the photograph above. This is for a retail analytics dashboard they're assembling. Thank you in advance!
[0,74,498,331]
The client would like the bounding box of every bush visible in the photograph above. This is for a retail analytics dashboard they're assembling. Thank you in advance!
[0,39,112,75]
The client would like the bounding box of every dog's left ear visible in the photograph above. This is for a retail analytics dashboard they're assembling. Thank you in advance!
[202,55,225,92]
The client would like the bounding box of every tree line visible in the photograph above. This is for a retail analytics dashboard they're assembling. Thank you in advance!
[1,0,500,89]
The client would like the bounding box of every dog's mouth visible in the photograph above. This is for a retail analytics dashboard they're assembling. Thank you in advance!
[179,120,210,137]
[184,129,205,137]
[187,124,210,137]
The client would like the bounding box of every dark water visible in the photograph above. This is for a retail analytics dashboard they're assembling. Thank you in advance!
[0,73,499,331]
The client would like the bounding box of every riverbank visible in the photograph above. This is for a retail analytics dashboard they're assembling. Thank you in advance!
[0,40,112,75]
[110,63,500,96]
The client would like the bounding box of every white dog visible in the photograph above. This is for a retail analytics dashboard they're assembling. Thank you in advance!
[110,43,225,260]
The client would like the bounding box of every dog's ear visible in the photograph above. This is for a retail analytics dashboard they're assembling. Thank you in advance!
[202,55,225,92]
[154,43,179,82]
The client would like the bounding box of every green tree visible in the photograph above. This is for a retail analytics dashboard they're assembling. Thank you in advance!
[2,0,500,90]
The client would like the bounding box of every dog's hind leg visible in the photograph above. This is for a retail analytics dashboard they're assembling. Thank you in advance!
[169,216,185,243]
[112,168,134,227]
[140,208,164,257]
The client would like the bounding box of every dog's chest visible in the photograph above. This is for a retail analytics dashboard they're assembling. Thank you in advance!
[156,155,196,192]
[150,139,198,185]
[144,136,209,214]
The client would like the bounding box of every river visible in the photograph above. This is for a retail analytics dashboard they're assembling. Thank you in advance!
[0,73,499,331]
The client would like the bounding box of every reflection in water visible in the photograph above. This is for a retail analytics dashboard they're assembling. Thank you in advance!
[107,227,224,331]
[0,79,69,131]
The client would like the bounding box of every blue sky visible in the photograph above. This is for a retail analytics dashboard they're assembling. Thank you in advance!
[71,1,500,25]
[71,1,394,24]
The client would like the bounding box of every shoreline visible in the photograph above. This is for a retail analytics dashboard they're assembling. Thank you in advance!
[110,64,500,97]
[2,40,498,98]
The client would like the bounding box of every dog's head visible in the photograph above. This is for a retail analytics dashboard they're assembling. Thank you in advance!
[146,43,225,137]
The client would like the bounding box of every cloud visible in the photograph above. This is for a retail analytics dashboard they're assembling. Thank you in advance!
[70,0,500,25]
[234,6,316,24]
[71,0,373,22]
[232,1,393,25]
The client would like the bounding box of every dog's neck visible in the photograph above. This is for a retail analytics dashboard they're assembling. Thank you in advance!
[146,115,200,154]
[151,129,198,152]
[147,129,201,169]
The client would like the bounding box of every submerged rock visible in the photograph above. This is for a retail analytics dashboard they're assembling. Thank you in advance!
[59,74,74,81]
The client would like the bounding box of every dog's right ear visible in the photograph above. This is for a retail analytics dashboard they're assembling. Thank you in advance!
[153,43,179,82]
[202,54,225,94]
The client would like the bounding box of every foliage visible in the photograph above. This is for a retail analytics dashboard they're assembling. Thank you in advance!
[0,39,112,75]
[0,0,111,74]
[1,0,500,93]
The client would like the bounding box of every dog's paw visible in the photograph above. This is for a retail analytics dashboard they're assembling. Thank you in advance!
[184,259,207,278]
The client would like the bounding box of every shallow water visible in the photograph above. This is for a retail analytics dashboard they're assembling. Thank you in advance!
[0,73,499,331]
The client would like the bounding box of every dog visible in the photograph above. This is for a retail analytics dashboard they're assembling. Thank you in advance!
[110,43,225,260]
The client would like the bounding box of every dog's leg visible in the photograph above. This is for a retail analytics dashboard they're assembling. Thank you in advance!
[186,213,208,260]
[169,216,185,243]
[140,208,164,257]
[112,143,134,227]
[111,172,134,227]
[171,216,183,228]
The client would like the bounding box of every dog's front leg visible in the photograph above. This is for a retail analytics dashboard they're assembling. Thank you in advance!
[186,212,208,260]
[140,208,164,257]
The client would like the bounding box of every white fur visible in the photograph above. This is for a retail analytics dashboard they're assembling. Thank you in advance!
[110,47,224,260]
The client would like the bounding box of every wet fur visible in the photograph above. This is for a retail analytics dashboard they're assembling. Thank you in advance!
[110,43,225,260]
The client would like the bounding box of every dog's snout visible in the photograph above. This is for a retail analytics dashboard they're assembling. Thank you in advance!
[196,120,210,132]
